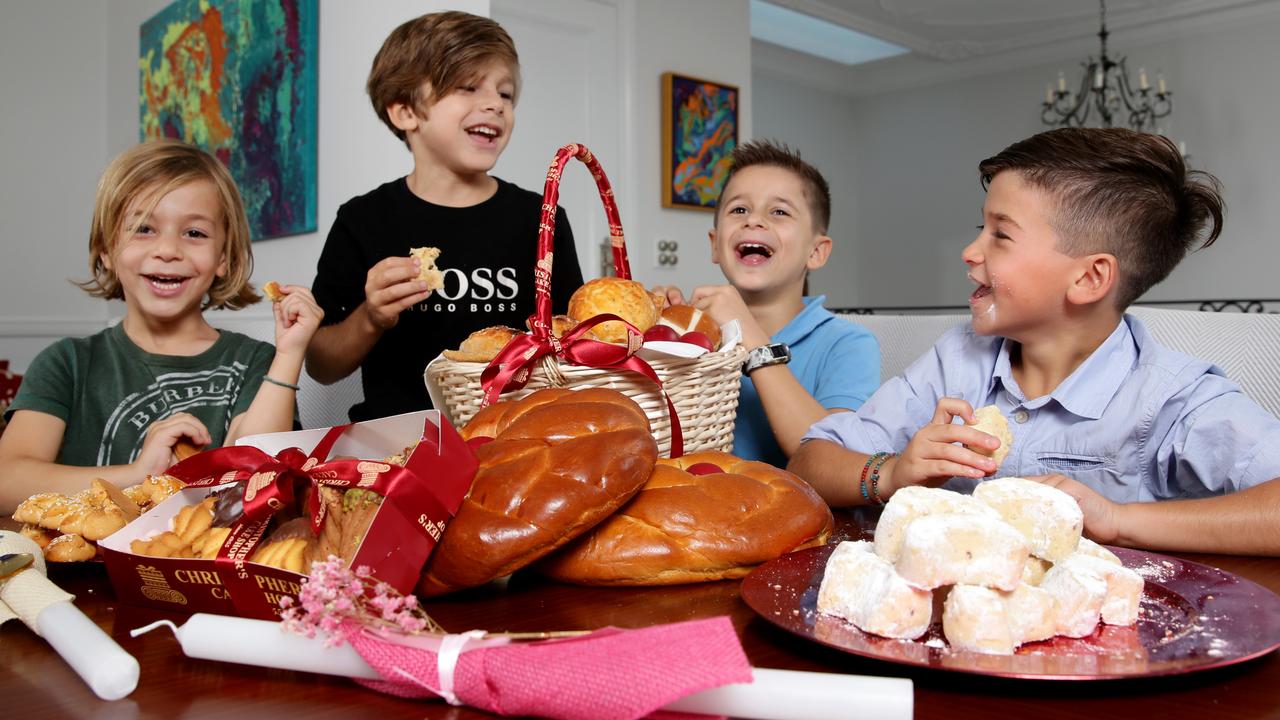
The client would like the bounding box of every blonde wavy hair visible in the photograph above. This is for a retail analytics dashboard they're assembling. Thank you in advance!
[79,139,261,309]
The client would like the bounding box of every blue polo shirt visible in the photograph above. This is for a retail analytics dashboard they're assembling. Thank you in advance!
[734,296,880,467]
[803,315,1280,502]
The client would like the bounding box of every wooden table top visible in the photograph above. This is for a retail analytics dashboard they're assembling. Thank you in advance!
[4,509,1280,720]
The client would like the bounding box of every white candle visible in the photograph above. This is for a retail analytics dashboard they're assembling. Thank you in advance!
[1058,72,1066,91]
[37,601,141,701]
[134,615,383,679]
[0,530,139,701]
[136,614,915,719]
[1139,67,1149,90]
[1159,74,1167,94]
[1045,85,1053,104]
[1095,68,1104,89]
[667,667,913,720]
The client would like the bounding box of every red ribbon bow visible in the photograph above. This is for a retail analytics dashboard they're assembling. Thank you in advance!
[163,415,475,615]
[479,313,684,457]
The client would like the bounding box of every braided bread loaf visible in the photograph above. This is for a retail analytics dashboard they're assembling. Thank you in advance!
[539,451,834,585]
[417,387,658,596]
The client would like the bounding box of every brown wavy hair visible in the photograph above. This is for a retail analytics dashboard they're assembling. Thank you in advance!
[78,139,260,309]
[714,140,832,234]
[979,127,1224,309]
[367,11,520,145]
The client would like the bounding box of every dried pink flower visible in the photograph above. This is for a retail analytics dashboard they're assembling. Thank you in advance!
[279,554,443,645]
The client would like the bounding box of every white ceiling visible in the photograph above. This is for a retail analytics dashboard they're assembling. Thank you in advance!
[755,0,1280,95]
[770,0,1276,60]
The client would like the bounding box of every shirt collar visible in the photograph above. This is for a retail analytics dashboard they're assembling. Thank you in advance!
[990,318,1136,419]
[775,296,831,345]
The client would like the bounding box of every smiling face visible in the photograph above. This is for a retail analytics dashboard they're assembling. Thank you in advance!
[401,57,516,178]
[102,179,228,327]
[710,165,831,298]
[963,171,1084,340]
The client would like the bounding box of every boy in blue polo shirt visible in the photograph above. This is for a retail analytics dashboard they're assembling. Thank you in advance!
[791,128,1280,556]
[658,141,879,467]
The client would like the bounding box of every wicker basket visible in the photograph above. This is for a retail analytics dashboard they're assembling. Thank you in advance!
[424,144,745,457]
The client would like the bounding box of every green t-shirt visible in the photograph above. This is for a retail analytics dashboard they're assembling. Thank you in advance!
[8,323,275,467]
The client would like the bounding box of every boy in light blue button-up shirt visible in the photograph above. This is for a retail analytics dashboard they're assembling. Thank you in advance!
[656,141,879,466]
[791,128,1280,556]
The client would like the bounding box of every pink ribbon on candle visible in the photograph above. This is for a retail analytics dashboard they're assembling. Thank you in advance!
[349,616,749,720]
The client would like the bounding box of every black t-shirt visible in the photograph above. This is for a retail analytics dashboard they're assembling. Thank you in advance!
[312,177,583,421]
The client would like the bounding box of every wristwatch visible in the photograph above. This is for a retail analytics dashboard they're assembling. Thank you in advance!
[743,342,791,374]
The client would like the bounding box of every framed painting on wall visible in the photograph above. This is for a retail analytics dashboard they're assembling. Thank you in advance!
[661,72,738,211]
[139,0,318,241]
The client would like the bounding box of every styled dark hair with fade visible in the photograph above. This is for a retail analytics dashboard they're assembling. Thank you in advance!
[979,127,1224,309]
[715,140,832,233]
[367,11,520,145]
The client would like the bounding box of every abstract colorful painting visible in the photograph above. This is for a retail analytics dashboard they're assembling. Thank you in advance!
[662,72,738,211]
[140,0,317,241]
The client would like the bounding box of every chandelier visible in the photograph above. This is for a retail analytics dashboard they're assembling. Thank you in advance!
[1041,0,1172,132]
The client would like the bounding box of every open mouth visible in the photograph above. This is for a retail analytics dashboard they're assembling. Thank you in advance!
[466,124,502,145]
[735,242,775,265]
[144,274,190,294]
[969,283,993,303]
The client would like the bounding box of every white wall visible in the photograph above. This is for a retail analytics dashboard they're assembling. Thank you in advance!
[622,0,752,294]
[0,2,110,370]
[756,13,1280,309]
[752,71,860,307]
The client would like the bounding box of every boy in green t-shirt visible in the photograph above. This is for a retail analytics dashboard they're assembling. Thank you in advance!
[0,140,323,513]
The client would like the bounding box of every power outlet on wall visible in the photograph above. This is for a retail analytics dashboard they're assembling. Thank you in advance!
[656,239,679,268]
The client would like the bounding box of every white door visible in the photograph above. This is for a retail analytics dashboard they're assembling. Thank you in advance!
[492,0,622,281]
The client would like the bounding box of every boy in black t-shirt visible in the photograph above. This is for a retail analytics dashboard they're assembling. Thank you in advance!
[306,11,583,421]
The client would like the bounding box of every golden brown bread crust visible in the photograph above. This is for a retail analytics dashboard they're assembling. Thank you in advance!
[262,281,286,302]
[658,305,722,349]
[417,388,658,596]
[442,325,521,363]
[409,246,445,291]
[45,533,97,562]
[538,451,834,586]
[568,277,658,344]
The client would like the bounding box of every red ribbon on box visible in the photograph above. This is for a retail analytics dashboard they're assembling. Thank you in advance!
[477,143,685,457]
[165,413,476,617]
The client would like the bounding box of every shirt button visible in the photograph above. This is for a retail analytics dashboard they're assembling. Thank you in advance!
[1013,409,1030,424]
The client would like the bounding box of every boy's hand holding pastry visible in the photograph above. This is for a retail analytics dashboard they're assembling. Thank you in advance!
[884,398,1000,495]
[269,284,324,357]
[688,285,768,349]
[1028,474,1121,546]
[133,413,211,477]
[361,255,435,330]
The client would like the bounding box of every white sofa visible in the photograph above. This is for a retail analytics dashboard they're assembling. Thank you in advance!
[298,307,1280,429]
[842,306,1280,419]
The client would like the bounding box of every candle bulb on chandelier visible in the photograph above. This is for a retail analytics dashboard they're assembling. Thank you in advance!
[1139,67,1149,90]
[1158,73,1167,95]
[1094,68,1104,89]
[1058,72,1066,92]
[1045,85,1053,104]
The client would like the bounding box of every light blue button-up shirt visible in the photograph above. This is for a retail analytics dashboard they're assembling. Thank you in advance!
[802,315,1280,502]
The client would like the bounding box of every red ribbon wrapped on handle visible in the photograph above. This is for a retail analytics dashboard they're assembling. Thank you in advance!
[479,143,684,457]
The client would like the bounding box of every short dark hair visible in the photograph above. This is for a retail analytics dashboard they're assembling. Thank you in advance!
[979,127,1224,308]
[367,11,520,144]
[715,140,832,233]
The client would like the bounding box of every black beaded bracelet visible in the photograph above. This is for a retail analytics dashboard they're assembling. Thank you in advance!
[262,375,300,391]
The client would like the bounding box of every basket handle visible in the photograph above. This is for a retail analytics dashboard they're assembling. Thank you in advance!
[530,144,630,342]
